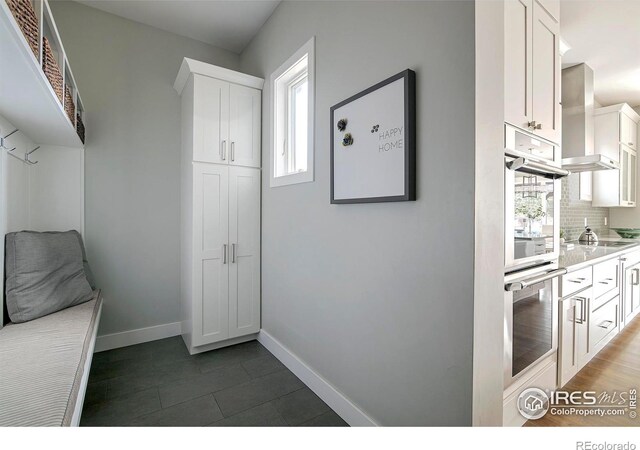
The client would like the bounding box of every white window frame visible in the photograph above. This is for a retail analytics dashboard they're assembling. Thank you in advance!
[269,36,315,188]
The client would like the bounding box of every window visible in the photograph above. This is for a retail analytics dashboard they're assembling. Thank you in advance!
[270,37,315,187]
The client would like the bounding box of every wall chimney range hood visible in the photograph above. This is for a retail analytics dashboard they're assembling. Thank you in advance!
[561,64,620,172]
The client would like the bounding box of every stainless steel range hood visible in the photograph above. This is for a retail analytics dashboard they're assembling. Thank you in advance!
[561,154,619,172]
[561,64,620,172]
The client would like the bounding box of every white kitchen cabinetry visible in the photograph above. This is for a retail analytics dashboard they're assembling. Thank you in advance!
[623,260,640,328]
[593,104,640,208]
[175,59,264,353]
[504,0,561,144]
[558,290,591,387]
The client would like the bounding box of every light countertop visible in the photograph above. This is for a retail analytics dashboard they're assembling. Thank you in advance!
[559,239,640,271]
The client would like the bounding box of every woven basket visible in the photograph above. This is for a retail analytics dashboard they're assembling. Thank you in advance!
[6,0,39,60]
[64,86,75,123]
[42,37,63,103]
[76,114,85,143]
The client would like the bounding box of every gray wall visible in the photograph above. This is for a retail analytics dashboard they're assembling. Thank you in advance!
[560,175,610,240]
[50,2,240,335]
[240,1,475,426]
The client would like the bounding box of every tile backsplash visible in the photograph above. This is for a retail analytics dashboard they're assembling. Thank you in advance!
[560,174,609,241]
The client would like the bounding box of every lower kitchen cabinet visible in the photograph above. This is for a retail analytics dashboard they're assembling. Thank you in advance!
[623,262,640,327]
[558,291,591,387]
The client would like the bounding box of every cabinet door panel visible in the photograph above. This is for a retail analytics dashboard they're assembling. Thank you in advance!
[193,163,229,345]
[575,296,590,370]
[558,298,578,387]
[228,166,261,338]
[193,76,229,164]
[532,2,560,143]
[229,84,261,168]
[504,0,532,130]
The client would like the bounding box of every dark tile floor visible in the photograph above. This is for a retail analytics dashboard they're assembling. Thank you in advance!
[81,337,349,427]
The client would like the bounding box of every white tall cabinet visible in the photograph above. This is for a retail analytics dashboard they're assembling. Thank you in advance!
[174,58,263,354]
[504,0,561,144]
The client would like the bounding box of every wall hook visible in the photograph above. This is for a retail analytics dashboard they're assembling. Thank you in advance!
[25,146,39,165]
[0,129,19,150]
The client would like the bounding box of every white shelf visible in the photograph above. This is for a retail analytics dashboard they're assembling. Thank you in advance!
[0,0,84,148]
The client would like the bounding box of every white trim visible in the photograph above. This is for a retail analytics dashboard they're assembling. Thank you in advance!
[94,321,182,353]
[174,58,264,94]
[269,36,315,188]
[257,330,377,427]
[71,302,102,426]
[183,333,258,355]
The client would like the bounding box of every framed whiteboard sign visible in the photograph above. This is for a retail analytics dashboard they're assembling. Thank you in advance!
[330,69,416,204]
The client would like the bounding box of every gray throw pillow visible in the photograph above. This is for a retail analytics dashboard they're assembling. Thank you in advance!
[5,230,94,323]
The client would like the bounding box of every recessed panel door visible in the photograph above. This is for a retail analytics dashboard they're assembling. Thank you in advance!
[229,84,261,168]
[193,163,229,345]
[228,166,261,338]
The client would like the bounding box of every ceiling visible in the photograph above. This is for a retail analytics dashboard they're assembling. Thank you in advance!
[561,0,640,107]
[75,0,281,54]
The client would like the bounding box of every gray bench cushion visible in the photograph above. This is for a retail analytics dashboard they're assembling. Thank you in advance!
[5,231,94,323]
[0,291,102,426]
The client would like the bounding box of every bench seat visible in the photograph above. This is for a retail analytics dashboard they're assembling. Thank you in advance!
[0,291,102,426]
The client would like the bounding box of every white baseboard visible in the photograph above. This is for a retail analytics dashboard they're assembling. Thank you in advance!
[95,321,182,352]
[257,330,378,427]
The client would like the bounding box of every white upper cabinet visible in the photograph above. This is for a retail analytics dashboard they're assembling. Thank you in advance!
[505,0,561,144]
[193,76,229,164]
[229,84,262,168]
[175,58,264,169]
[504,0,532,130]
[593,104,640,208]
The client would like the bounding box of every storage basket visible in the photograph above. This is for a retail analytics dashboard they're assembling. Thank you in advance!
[6,0,39,60]
[64,86,75,123]
[76,114,85,143]
[42,36,63,103]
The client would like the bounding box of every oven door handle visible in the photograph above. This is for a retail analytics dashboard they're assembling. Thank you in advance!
[505,268,568,291]
[506,157,570,179]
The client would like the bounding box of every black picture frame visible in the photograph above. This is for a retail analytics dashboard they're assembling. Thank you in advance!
[330,69,416,204]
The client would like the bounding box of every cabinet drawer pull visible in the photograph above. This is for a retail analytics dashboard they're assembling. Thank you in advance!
[231,142,235,161]
[223,244,228,264]
[221,140,227,161]
[231,243,236,263]
[598,320,614,329]
[568,279,584,284]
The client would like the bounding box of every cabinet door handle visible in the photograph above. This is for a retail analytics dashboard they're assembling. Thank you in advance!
[221,140,227,161]
[598,320,614,329]
[528,121,542,130]
[629,142,634,147]
[575,297,587,324]
[572,303,577,366]
[223,244,228,264]
[231,142,235,161]
[634,268,640,286]
[231,243,236,263]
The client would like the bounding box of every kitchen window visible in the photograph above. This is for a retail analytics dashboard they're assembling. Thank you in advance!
[270,37,315,187]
